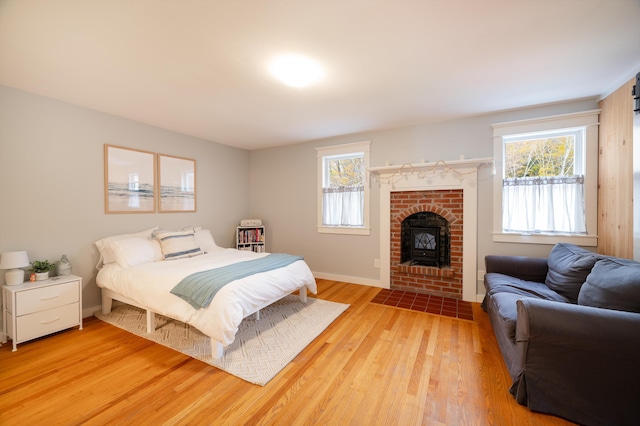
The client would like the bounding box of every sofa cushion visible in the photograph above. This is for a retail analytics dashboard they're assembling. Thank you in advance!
[485,273,571,303]
[578,258,640,313]
[490,293,530,341]
[545,243,602,303]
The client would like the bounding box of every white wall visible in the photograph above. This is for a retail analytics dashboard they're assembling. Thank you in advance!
[0,84,603,313]
[0,86,250,313]
[249,97,601,293]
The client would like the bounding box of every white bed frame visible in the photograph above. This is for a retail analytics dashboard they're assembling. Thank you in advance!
[101,286,307,359]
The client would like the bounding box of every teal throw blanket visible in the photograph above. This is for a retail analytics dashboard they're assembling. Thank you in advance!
[170,253,304,309]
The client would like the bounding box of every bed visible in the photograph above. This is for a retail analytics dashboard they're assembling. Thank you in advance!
[95,227,317,358]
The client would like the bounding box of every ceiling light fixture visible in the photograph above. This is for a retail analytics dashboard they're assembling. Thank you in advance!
[269,54,324,88]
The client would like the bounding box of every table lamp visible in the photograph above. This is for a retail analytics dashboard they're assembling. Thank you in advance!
[0,250,30,286]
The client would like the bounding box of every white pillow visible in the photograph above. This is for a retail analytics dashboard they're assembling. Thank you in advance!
[155,231,202,260]
[195,229,217,253]
[109,237,163,268]
[181,226,218,253]
[95,227,158,265]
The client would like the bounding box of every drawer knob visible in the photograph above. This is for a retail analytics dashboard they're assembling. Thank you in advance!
[40,317,61,324]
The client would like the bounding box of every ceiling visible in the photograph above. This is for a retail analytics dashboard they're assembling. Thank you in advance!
[1,1,639,150]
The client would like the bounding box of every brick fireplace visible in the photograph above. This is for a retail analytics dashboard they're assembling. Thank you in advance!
[390,189,463,298]
[370,158,492,302]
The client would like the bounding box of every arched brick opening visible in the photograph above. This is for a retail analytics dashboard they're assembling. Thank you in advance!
[390,190,463,299]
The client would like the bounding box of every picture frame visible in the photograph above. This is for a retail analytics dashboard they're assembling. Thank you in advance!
[158,154,196,212]
[104,145,156,214]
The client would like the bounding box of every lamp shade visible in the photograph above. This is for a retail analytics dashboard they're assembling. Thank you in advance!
[0,250,30,286]
[0,251,30,269]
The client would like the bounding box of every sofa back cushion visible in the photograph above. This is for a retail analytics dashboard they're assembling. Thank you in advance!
[578,258,640,313]
[545,243,602,303]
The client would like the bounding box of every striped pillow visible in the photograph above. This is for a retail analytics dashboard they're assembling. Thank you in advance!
[155,231,202,260]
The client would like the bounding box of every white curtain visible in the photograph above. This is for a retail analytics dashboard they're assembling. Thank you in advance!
[502,176,586,234]
[323,185,364,226]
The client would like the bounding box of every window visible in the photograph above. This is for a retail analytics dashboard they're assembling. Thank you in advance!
[492,110,599,246]
[316,141,370,235]
[503,128,586,233]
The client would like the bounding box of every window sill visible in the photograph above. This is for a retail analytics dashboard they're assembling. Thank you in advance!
[492,232,597,247]
[317,226,371,236]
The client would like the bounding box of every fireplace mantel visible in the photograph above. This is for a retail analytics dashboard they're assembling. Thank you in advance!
[368,157,493,179]
[369,157,492,302]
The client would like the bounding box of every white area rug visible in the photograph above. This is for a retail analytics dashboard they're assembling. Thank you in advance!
[94,295,349,386]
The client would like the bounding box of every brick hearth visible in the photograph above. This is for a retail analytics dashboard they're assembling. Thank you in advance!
[390,189,463,299]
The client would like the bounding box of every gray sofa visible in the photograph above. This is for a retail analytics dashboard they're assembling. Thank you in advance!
[482,243,640,426]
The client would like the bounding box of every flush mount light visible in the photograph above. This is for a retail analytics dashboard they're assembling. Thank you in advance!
[269,54,324,88]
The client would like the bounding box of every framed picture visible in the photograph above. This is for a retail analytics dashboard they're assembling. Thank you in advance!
[104,145,156,214]
[158,154,196,212]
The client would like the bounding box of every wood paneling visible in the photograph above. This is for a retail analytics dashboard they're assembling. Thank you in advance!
[0,280,573,425]
[598,78,635,257]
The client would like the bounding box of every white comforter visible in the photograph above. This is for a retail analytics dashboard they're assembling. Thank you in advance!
[96,248,317,346]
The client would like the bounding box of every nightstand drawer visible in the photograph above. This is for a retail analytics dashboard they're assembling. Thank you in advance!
[15,303,80,342]
[16,281,79,316]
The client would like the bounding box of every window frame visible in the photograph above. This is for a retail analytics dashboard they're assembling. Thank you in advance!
[492,110,600,246]
[316,141,371,235]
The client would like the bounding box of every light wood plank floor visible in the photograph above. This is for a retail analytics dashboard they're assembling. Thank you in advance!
[0,279,575,425]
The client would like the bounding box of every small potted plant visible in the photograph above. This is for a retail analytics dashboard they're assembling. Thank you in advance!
[31,260,56,281]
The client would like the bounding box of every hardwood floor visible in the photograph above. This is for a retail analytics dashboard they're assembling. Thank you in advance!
[0,279,575,425]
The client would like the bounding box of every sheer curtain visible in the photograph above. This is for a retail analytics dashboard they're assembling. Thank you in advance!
[322,185,364,226]
[502,176,586,234]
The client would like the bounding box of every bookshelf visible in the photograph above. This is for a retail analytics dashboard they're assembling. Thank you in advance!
[236,225,265,252]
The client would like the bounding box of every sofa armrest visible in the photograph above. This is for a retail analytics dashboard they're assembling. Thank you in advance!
[514,298,640,426]
[484,255,548,282]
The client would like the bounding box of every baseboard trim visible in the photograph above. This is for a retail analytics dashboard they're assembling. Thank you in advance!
[83,300,126,319]
[83,304,101,318]
[314,272,486,303]
[312,271,383,288]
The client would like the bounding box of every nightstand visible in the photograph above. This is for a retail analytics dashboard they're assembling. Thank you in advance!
[2,274,83,351]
